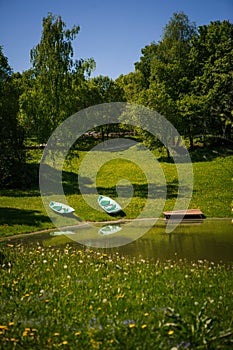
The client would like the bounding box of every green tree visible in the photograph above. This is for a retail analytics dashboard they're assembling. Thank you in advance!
[19,13,95,142]
[189,20,233,141]
[125,12,196,152]
[0,47,25,187]
[87,75,126,139]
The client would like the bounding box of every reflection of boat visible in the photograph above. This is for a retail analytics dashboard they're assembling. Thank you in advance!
[98,195,122,214]
[98,225,122,236]
[49,201,75,215]
[50,231,75,236]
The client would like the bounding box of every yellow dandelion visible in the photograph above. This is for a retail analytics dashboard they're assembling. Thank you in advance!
[144,312,149,316]
[54,332,60,336]
[10,338,18,342]
[168,329,174,335]
[0,325,8,330]
[9,322,14,326]
[62,340,68,345]
[13,280,18,285]
[129,323,136,328]
[141,324,147,329]
[22,331,28,337]
[24,328,30,331]
[75,331,81,336]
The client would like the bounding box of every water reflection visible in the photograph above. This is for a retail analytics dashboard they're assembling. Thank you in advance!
[3,219,233,264]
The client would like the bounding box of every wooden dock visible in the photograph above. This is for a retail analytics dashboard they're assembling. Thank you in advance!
[163,209,204,220]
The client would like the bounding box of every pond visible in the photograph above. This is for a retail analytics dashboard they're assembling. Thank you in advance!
[2,218,233,265]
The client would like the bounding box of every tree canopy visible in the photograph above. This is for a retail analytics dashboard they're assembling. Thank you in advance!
[0,12,232,187]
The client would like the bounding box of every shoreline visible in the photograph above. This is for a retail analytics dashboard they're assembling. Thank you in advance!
[0,217,231,242]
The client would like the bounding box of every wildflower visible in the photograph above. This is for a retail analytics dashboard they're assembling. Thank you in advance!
[62,340,68,345]
[144,312,149,316]
[0,325,8,330]
[10,338,18,342]
[54,332,59,336]
[9,322,14,326]
[141,324,147,329]
[168,329,174,335]
[64,265,68,269]
[75,331,81,336]
[43,260,47,264]
[129,323,136,328]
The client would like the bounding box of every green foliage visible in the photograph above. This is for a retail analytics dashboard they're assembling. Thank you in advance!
[0,47,25,187]
[119,13,233,148]
[189,20,233,140]
[19,13,96,142]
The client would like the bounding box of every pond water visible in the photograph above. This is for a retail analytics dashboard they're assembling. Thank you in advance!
[3,218,233,264]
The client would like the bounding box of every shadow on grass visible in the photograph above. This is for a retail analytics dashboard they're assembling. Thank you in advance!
[0,208,51,227]
[2,162,193,201]
[95,179,190,200]
[0,164,89,197]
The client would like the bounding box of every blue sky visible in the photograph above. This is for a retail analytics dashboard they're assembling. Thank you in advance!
[0,0,232,79]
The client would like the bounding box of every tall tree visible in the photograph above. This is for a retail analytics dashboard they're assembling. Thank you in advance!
[189,20,233,141]
[19,13,95,142]
[0,47,25,187]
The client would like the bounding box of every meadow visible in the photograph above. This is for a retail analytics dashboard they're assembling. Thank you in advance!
[0,244,232,349]
[0,141,232,238]
[0,141,233,349]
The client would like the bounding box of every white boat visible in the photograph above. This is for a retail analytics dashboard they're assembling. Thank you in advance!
[98,195,122,214]
[49,201,75,214]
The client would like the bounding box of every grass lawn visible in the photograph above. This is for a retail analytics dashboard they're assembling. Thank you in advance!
[0,143,232,237]
[0,244,232,349]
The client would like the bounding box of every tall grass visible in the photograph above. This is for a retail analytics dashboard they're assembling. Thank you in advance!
[0,244,232,349]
